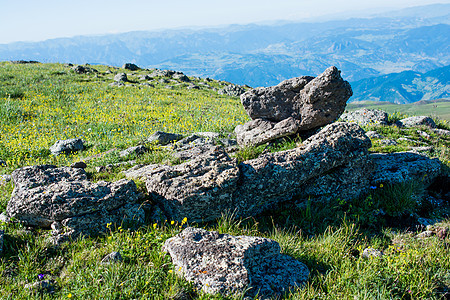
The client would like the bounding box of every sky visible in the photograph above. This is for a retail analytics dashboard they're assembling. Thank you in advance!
[0,0,449,44]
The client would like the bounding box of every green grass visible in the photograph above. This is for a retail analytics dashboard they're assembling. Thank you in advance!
[0,62,449,299]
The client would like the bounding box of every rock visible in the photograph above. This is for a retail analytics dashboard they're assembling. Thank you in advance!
[187,84,200,90]
[240,66,352,131]
[6,165,144,242]
[397,116,436,128]
[0,213,10,223]
[378,139,398,146]
[362,248,383,258]
[340,109,389,126]
[417,130,431,140]
[122,63,139,71]
[194,132,220,139]
[433,128,450,136]
[437,227,448,239]
[114,72,128,82]
[11,60,40,64]
[109,81,125,87]
[235,117,301,146]
[218,84,246,97]
[234,122,372,217]
[147,146,239,222]
[122,164,159,181]
[416,230,434,238]
[147,131,183,145]
[49,138,84,155]
[119,145,148,158]
[370,152,441,187]
[70,161,87,169]
[152,69,175,77]
[71,65,97,74]
[0,174,12,186]
[172,73,190,82]
[139,74,152,81]
[365,131,384,139]
[0,230,3,256]
[163,227,309,298]
[171,135,217,161]
[101,251,123,264]
[24,279,56,294]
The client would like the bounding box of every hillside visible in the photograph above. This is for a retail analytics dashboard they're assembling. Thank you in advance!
[0,4,449,93]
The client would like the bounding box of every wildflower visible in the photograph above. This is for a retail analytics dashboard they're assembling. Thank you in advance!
[153,223,157,229]
[170,220,175,225]
[38,274,45,280]
[67,293,72,298]
[181,217,188,225]
[379,183,384,188]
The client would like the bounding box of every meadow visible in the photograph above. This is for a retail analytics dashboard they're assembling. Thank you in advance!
[0,62,449,299]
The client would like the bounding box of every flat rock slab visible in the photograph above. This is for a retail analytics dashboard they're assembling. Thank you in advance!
[163,227,309,298]
[6,165,144,242]
[340,109,389,126]
[240,66,352,131]
[235,117,301,147]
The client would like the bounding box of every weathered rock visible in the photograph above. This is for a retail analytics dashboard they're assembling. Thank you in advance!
[187,84,200,90]
[6,165,144,242]
[122,63,139,71]
[24,279,56,294]
[163,227,309,298]
[139,74,152,81]
[152,69,175,77]
[147,146,240,222]
[122,164,160,181]
[218,84,246,97]
[362,248,383,258]
[416,230,435,238]
[0,174,12,186]
[340,109,389,126]
[172,73,190,82]
[234,122,371,217]
[433,128,450,136]
[365,131,384,139]
[119,145,148,158]
[147,131,183,145]
[49,138,84,155]
[235,117,301,146]
[71,65,97,74]
[114,72,128,82]
[397,116,436,128]
[101,251,123,264]
[171,135,217,161]
[240,66,352,131]
[370,152,441,187]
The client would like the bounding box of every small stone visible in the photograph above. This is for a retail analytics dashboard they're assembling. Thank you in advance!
[49,138,84,155]
[70,161,87,169]
[362,248,383,258]
[341,109,389,126]
[417,130,431,140]
[101,251,123,264]
[114,73,128,82]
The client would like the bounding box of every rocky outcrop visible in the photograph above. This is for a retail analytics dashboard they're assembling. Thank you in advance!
[340,109,389,126]
[146,146,240,222]
[163,227,309,299]
[237,67,352,146]
[6,165,144,243]
[49,138,84,155]
[146,122,372,222]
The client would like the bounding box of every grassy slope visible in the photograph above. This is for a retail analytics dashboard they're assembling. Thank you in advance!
[0,62,449,299]
[346,100,450,121]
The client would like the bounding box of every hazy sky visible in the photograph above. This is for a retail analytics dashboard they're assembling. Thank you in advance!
[0,0,449,44]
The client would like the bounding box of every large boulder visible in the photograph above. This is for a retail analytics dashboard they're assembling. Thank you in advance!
[163,227,309,298]
[397,116,436,128]
[6,165,144,242]
[240,66,352,129]
[146,146,240,222]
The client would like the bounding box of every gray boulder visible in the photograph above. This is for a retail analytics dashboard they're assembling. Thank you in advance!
[122,63,139,71]
[49,138,84,155]
[0,174,12,186]
[119,145,148,158]
[397,116,436,128]
[218,84,246,97]
[71,65,97,74]
[171,134,217,161]
[122,164,160,181]
[114,72,128,82]
[147,131,183,145]
[172,73,190,82]
[370,152,441,187]
[163,227,309,298]
[101,251,123,264]
[147,146,240,222]
[6,165,144,242]
[240,66,352,130]
[235,117,301,146]
[234,122,372,217]
[340,109,389,126]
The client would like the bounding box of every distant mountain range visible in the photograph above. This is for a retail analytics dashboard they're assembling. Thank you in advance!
[0,3,449,103]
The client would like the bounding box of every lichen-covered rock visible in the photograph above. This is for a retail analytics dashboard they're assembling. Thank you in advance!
[370,152,441,187]
[240,66,352,131]
[119,145,148,158]
[146,131,183,145]
[234,122,372,217]
[146,146,240,222]
[340,109,389,126]
[397,116,436,128]
[235,117,301,146]
[114,72,128,82]
[163,227,309,298]
[6,165,144,242]
[218,84,246,97]
[49,138,84,155]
